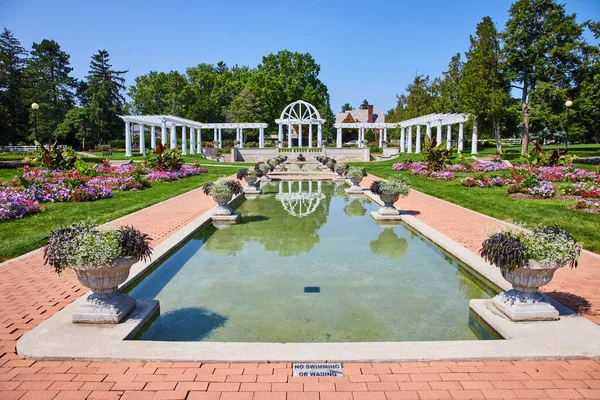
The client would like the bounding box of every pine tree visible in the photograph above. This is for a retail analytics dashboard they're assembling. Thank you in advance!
[462,17,510,153]
[84,49,127,143]
[360,99,369,109]
[23,39,76,143]
[341,103,353,112]
[0,28,28,144]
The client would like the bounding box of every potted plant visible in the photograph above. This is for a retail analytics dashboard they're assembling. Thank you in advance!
[297,153,306,162]
[335,163,349,179]
[237,167,262,193]
[370,176,411,215]
[480,226,581,321]
[346,166,367,192]
[257,162,272,181]
[326,158,336,172]
[43,222,152,323]
[202,177,243,215]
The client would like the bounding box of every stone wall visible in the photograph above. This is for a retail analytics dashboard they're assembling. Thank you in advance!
[233,147,370,162]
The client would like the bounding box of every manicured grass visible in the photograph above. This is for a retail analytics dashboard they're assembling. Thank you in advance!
[352,159,600,253]
[100,150,255,167]
[0,167,238,262]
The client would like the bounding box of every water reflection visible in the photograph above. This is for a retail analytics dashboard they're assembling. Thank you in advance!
[275,181,325,218]
[369,227,409,259]
[344,198,367,217]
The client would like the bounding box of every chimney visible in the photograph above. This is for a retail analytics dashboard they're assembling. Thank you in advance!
[367,105,373,122]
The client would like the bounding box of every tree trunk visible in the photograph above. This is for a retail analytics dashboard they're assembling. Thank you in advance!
[520,84,529,154]
[493,118,502,154]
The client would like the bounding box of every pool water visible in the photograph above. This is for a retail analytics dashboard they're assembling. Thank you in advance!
[129,181,495,342]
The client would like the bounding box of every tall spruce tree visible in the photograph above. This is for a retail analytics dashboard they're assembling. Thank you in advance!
[84,49,127,144]
[462,17,510,153]
[502,0,586,153]
[0,28,28,144]
[24,39,76,143]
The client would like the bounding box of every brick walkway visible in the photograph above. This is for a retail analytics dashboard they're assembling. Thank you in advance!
[1,176,600,399]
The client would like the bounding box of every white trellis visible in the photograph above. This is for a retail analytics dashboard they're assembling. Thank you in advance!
[119,115,268,156]
[397,113,474,154]
[332,122,399,149]
[275,100,326,148]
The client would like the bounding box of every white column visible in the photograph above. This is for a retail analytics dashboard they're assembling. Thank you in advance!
[471,122,478,154]
[446,125,452,150]
[359,128,364,148]
[213,128,217,143]
[436,120,442,145]
[416,125,422,153]
[170,126,176,149]
[259,128,264,148]
[161,120,167,146]
[379,128,383,148]
[317,180,322,193]
[181,125,187,155]
[308,124,313,148]
[150,125,156,150]
[400,127,405,152]
[240,128,244,148]
[189,127,195,154]
[426,122,432,141]
[298,124,302,148]
[383,128,387,143]
[138,124,145,155]
[288,123,292,148]
[407,126,412,153]
[278,124,283,148]
[218,129,222,149]
[197,128,202,153]
[125,121,132,156]
[458,122,464,152]
[318,124,323,147]
[336,127,342,147]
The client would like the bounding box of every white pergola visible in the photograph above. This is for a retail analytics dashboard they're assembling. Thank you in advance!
[397,113,476,154]
[275,100,326,148]
[332,122,399,148]
[119,115,268,156]
[199,123,268,150]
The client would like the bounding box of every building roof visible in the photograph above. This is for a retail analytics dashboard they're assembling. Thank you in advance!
[335,108,385,124]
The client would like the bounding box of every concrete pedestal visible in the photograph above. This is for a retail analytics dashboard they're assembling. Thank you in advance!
[492,290,559,321]
[72,292,136,324]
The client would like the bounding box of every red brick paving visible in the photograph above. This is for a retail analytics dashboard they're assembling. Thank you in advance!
[0,175,599,399]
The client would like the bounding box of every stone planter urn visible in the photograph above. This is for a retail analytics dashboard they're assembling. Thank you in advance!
[72,258,137,324]
[378,193,401,215]
[243,175,259,192]
[493,260,565,321]
[347,176,364,193]
[212,194,234,215]
[334,166,346,180]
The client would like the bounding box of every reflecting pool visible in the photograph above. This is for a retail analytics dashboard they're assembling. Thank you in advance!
[129,181,494,342]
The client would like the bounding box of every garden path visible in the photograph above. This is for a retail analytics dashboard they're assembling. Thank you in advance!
[0,174,599,399]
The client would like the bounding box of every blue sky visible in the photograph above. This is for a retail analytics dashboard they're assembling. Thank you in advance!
[2,0,599,114]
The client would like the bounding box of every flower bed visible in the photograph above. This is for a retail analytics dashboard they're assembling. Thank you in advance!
[0,162,208,222]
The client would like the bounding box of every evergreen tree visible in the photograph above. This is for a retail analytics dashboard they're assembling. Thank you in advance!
[84,49,127,143]
[0,28,28,144]
[438,53,464,113]
[502,0,587,153]
[462,17,510,153]
[23,39,76,143]
[360,99,369,109]
[341,103,352,112]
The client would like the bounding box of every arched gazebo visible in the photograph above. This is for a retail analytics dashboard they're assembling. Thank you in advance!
[275,100,326,148]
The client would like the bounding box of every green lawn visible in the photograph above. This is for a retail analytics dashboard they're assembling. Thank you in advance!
[351,159,600,253]
[0,167,238,262]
